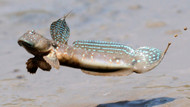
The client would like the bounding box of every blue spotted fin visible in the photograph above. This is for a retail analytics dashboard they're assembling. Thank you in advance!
[50,13,70,45]
[134,43,171,73]
[73,40,135,56]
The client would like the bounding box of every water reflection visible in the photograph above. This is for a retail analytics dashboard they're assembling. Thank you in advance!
[97,97,175,107]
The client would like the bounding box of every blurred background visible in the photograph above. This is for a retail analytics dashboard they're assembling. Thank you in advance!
[0,0,190,106]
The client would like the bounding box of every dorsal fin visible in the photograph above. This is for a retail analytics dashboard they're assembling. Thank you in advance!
[50,12,71,45]
[73,40,135,56]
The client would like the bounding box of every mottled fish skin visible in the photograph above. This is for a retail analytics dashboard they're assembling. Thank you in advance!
[71,40,136,71]
[55,44,134,71]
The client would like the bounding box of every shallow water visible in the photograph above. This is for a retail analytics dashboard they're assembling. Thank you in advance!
[98,97,175,107]
[0,0,190,107]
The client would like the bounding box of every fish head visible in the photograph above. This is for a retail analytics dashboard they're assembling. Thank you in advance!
[18,30,60,69]
[18,30,54,56]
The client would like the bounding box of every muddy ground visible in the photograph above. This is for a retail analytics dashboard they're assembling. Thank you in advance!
[0,0,190,107]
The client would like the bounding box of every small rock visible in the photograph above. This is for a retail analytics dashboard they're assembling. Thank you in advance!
[13,69,20,73]
[16,75,24,79]
[184,27,187,31]
[128,5,142,10]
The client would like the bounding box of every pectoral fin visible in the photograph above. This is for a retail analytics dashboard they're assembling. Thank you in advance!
[26,58,38,74]
[37,58,52,71]
[81,69,133,76]
[43,50,60,69]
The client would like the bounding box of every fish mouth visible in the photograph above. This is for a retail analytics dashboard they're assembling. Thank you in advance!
[18,40,34,48]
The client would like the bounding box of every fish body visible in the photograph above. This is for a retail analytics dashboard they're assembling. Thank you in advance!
[56,44,134,70]
[18,14,171,76]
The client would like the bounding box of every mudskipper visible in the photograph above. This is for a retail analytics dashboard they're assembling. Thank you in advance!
[18,13,171,76]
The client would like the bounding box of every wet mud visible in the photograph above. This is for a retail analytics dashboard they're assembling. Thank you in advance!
[1,0,190,107]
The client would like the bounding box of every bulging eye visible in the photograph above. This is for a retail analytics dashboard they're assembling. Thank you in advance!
[29,30,35,35]
[52,42,58,48]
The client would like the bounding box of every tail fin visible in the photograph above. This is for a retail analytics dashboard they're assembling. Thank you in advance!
[133,43,171,73]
